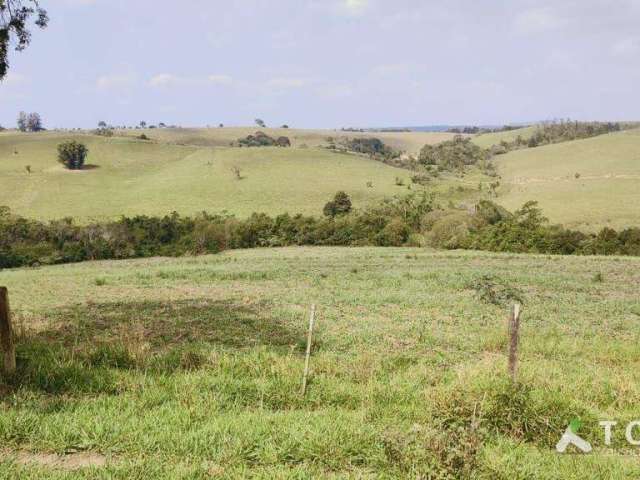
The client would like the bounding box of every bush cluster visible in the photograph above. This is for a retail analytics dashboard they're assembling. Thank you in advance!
[428,200,640,256]
[2,195,639,269]
[237,131,290,147]
[419,136,489,172]
[0,193,434,268]
[491,120,638,153]
[57,141,88,170]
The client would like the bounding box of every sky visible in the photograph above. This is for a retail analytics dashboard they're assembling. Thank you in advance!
[1,0,639,129]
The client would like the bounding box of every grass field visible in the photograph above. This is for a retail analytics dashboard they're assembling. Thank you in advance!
[494,128,640,231]
[472,127,537,149]
[1,247,640,477]
[0,131,423,221]
[117,127,458,155]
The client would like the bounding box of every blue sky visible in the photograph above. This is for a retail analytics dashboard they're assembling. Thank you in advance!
[1,0,639,128]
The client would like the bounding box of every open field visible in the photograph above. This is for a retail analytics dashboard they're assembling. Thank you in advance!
[0,131,421,221]
[494,128,640,231]
[1,247,640,477]
[116,127,459,155]
[472,127,537,148]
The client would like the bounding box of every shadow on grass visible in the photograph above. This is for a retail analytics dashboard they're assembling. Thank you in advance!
[3,299,304,395]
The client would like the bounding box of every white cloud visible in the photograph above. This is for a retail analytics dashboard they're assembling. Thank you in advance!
[148,74,234,88]
[315,83,353,98]
[52,0,99,6]
[148,73,182,88]
[96,73,136,91]
[514,8,565,34]
[612,38,639,56]
[339,0,369,16]
[207,74,234,86]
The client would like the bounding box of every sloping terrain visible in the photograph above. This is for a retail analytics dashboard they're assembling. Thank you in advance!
[117,127,457,154]
[494,128,640,231]
[0,131,416,221]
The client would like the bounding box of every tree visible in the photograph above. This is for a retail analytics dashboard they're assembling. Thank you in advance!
[57,140,88,170]
[26,111,42,131]
[0,0,49,80]
[323,191,352,217]
[255,118,266,128]
[139,120,147,128]
[98,121,107,128]
[17,111,27,131]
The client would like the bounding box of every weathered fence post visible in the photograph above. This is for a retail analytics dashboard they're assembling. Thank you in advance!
[508,303,522,382]
[0,287,16,375]
[301,304,316,396]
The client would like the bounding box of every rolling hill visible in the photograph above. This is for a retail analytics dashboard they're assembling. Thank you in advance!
[0,130,424,221]
[472,126,537,148]
[115,126,457,155]
[493,128,640,231]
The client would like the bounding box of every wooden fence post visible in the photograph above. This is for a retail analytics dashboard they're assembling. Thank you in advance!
[301,304,316,396]
[508,303,522,382]
[0,287,16,375]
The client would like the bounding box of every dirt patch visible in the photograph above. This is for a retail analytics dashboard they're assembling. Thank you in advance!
[4,451,107,470]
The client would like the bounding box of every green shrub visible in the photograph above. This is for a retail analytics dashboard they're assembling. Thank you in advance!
[419,136,489,172]
[426,212,472,249]
[57,141,88,170]
[323,191,352,218]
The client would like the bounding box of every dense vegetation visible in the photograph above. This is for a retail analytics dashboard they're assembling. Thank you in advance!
[2,193,639,269]
[237,131,291,147]
[343,137,397,159]
[487,120,637,153]
[419,135,490,172]
[57,140,88,170]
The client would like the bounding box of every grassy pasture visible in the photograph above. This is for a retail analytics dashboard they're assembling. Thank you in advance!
[472,126,537,149]
[494,128,640,231]
[117,127,458,155]
[1,247,640,477]
[0,131,420,221]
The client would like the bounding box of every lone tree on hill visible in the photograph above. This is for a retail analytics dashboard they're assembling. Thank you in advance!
[57,140,88,170]
[0,0,49,80]
[17,111,27,131]
[323,191,352,217]
[26,111,42,131]
[255,118,266,128]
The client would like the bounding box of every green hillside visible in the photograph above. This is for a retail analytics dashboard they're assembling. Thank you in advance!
[494,128,640,231]
[118,127,457,155]
[472,126,537,148]
[0,131,420,221]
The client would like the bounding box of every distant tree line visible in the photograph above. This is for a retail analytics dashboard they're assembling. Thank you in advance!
[447,125,525,135]
[489,120,638,154]
[2,194,640,269]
